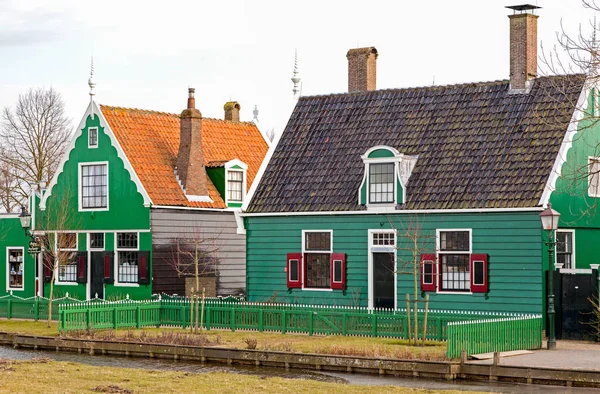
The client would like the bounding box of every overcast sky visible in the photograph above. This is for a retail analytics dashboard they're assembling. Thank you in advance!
[0,0,595,136]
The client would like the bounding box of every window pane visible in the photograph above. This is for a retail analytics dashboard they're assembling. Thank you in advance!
[333,259,342,282]
[305,232,331,251]
[440,231,470,251]
[81,164,107,208]
[473,261,485,285]
[423,263,433,284]
[440,254,470,291]
[90,233,104,249]
[289,259,299,281]
[369,163,394,204]
[227,171,244,202]
[305,253,330,288]
[57,251,77,282]
[118,251,138,283]
[8,248,24,288]
[117,233,138,249]
[58,233,77,249]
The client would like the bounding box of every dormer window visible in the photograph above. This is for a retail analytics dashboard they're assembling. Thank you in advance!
[227,170,244,202]
[223,159,248,208]
[359,146,417,208]
[369,163,395,203]
[88,127,98,148]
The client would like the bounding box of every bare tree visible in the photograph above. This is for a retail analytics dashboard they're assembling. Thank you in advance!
[0,157,19,213]
[390,215,436,346]
[0,87,71,209]
[36,181,81,327]
[167,228,220,333]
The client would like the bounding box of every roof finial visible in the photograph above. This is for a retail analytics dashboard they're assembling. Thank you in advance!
[291,49,301,100]
[592,16,599,78]
[88,57,96,97]
[253,105,259,122]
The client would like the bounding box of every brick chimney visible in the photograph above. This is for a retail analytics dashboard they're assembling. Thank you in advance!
[224,101,240,122]
[347,47,378,92]
[507,5,540,91]
[177,88,208,196]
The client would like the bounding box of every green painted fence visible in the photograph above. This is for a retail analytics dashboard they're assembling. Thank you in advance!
[58,297,533,343]
[0,294,87,321]
[446,315,543,358]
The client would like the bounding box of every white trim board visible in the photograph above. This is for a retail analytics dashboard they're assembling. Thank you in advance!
[367,229,397,309]
[539,82,591,207]
[40,101,152,210]
[241,207,545,217]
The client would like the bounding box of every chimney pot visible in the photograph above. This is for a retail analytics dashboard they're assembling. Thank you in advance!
[224,101,241,122]
[347,47,378,92]
[187,87,195,109]
[507,5,540,91]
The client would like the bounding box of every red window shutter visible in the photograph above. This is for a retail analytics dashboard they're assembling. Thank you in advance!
[103,253,114,284]
[138,251,150,284]
[43,253,53,283]
[420,253,437,292]
[470,254,488,293]
[330,253,346,290]
[76,253,87,284]
[286,253,302,289]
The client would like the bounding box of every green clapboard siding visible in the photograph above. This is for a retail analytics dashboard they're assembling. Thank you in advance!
[0,218,37,297]
[550,89,600,269]
[246,212,543,314]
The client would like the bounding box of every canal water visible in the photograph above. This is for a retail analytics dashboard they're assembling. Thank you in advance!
[0,345,597,393]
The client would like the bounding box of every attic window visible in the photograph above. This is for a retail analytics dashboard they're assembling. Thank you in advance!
[224,159,248,207]
[369,163,395,203]
[88,127,98,148]
[359,146,417,207]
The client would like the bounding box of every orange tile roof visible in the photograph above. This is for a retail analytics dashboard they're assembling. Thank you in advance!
[100,105,268,208]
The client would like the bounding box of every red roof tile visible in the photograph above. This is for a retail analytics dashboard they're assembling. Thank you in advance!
[100,105,268,208]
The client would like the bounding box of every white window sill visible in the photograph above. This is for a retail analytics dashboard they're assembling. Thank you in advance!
[436,291,473,295]
[55,281,79,286]
[301,288,333,292]
[114,283,140,287]
[7,287,24,291]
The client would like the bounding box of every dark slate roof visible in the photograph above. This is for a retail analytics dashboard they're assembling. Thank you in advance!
[247,75,586,213]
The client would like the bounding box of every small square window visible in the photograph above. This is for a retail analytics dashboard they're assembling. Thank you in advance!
[89,127,98,148]
[117,233,138,249]
[90,233,104,249]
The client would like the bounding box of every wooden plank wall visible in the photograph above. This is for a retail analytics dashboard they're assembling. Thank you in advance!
[150,209,246,296]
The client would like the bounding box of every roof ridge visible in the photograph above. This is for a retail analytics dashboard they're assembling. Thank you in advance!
[100,105,256,125]
[297,73,585,101]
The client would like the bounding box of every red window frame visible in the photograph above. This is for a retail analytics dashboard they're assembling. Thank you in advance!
[470,254,488,293]
[420,253,437,292]
[286,253,302,289]
[330,253,346,290]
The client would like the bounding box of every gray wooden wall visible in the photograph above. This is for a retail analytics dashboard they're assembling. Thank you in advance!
[150,208,246,296]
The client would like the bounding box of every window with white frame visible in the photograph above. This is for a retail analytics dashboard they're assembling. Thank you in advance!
[589,157,600,197]
[90,233,104,249]
[7,248,24,289]
[81,164,108,209]
[372,232,395,246]
[369,163,395,203]
[227,170,244,202]
[57,233,78,282]
[439,230,470,291]
[304,231,331,289]
[117,232,138,283]
[88,127,98,148]
[556,231,574,269]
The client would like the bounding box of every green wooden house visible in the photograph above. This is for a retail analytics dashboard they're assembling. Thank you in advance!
[242,7,600,316]
[0,83,268,300]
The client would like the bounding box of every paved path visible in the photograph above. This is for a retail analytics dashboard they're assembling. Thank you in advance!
[467,340,600,371]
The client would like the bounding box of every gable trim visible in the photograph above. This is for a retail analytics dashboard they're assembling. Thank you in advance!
[40,101,152,210]
[241,206,544,217]
[539,81,590,207]
[242,121,285,211]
